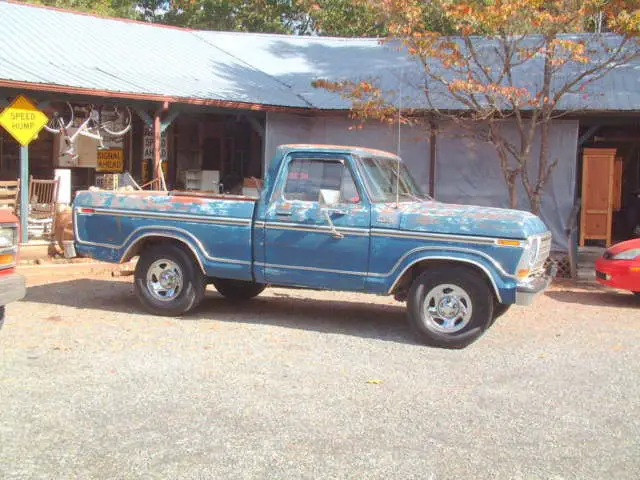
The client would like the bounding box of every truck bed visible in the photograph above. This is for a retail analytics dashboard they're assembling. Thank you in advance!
[74,190,258,281]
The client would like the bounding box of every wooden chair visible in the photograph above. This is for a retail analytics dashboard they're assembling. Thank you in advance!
[139,178,165,191]
[0,180,20,213]
[28,176,60,238]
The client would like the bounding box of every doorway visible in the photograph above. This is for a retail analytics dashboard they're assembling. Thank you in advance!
[579,120,640,247]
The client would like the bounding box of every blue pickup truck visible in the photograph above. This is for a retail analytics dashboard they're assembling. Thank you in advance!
[74,144,553,348]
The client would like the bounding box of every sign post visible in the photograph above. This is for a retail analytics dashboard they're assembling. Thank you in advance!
[19,146,28,243]
[0,95,50,243]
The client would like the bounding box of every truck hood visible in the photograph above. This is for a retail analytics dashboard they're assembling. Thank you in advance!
[372,201,549,239]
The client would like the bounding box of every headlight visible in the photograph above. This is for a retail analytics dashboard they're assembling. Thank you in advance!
[612,248,640,260]
[0,226,17,249]
[516,242,534,278]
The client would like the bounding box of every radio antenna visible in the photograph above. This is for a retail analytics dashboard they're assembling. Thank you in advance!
[395,70,402,209]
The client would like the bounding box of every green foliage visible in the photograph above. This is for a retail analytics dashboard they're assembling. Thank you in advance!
[23,0,455,36]
[27,0,137,18]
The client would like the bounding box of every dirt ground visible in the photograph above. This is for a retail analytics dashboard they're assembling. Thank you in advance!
[1,265,639,479]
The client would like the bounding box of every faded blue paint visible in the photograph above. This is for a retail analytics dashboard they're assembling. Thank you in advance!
[372,202,548,239]
[74,144,552,305]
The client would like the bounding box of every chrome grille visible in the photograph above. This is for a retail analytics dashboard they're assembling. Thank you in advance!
[532,234,552,274]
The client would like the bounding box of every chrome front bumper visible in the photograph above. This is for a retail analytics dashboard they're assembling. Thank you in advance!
[515,264,556,306]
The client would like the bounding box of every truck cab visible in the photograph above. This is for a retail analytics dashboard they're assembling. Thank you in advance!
[74,144,553,348]
[0,210,26,328]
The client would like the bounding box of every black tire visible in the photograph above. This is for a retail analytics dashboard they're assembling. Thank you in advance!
[0,305,4,329]
[407,266,494,349]
[491,302,511,325]
[212,278,266,301]
[134,243,206,316]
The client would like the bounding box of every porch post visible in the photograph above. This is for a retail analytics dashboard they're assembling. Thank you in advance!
[19,145,28,243]
[153,110,161,181]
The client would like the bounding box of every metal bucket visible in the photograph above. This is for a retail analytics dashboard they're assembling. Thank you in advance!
[63,242,76,259]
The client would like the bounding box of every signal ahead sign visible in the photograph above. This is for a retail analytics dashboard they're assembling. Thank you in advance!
[0,95,49,146]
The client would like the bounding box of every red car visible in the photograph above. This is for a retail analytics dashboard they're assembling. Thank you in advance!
[595,238,640,295]
[0,210,26,328]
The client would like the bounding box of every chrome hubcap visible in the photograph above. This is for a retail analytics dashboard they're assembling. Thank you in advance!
[146,259,183,301]
[423,284,473,333]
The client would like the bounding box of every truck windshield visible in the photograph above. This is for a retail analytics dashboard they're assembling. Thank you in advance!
[356,156,430,203]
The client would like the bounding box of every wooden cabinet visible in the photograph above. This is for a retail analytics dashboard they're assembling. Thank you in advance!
[580,148,618,247]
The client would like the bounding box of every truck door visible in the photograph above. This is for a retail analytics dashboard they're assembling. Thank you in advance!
[263,153,370,291]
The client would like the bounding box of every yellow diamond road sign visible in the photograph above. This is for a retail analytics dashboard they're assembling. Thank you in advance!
[0,95,49,146]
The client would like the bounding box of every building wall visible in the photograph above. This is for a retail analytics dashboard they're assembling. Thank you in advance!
[265,112,432,194]
[436,120,578,252]
[266,112,578,251]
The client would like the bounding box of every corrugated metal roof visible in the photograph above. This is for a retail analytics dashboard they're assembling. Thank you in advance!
[0,0,639,112]
[0,0,309,108]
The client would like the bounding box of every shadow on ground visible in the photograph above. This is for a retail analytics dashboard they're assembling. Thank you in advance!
[22,279,416,345]
[546,288,640,309]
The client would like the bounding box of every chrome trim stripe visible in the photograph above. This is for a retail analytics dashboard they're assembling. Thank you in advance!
[79,207,252,226]
[385,256,503,302]
[74,210,251,267]
[266,221,369,236]
[372,228,508,246]
[254,221,265,228]
[262,262,367,276]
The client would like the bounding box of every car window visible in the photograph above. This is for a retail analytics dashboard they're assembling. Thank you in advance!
[283,159,360,203]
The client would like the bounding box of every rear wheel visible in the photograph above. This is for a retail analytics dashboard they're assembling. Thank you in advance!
[0,305,5,329]
[134,244,206,316]
[407,266,494,349]
[212,278,266,301]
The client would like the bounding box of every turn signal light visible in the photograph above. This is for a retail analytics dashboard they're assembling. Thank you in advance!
[630,266,640,272]
[497,239,522,247]
[0,253,15,266]
[517,269,530,278]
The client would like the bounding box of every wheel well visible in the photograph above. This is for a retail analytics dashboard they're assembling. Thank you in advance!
[122,236,205,273]
[391,259,498,301]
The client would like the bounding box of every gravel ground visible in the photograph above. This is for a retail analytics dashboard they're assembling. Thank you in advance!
[1,266,640,479]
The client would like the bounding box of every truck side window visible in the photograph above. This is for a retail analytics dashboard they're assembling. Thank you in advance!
[284,159,360,203]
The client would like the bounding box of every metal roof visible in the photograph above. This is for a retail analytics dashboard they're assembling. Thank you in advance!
[0,0,309,109]
[0,0,639,112]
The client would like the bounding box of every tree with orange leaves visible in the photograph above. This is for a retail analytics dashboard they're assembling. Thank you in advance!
[315,0,640,213]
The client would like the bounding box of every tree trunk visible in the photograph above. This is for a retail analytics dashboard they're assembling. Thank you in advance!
[508,179,518,209]
[490,123,520,210]
[531,116,550,215]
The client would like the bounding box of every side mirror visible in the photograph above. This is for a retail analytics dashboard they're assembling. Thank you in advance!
[318,189,345,240]
[318,189,341,208]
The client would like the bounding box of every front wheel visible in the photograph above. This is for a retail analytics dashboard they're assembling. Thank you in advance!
[212,278,266,301]
[134,244,206,316]
[407,266,494,349]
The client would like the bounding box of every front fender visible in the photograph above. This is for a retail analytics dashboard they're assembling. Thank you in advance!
[369,246,519,304]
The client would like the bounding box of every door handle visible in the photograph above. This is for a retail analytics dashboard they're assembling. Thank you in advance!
[275,210,293,216]
[328,208,348,216]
